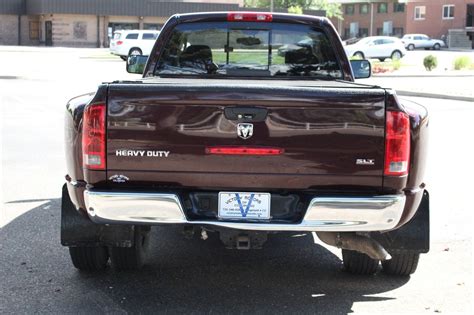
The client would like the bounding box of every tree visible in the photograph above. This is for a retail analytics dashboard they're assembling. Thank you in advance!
[288,5,304,14]
[310,0,343,20]
[244,0,342,20]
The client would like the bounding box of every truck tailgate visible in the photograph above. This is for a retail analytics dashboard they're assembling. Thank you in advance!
[106,82,386,190]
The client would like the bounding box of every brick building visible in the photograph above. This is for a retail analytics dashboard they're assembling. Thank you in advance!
[331,0,407,39]
[405,0,474,48]
[331,0,474,49]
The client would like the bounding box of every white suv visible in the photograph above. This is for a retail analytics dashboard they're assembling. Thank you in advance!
[110,30,160,60]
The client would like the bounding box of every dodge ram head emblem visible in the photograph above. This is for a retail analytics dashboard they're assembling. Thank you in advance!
[237,123,253,139]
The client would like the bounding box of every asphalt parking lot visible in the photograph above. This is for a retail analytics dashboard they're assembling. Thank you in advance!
[0,47,472,314]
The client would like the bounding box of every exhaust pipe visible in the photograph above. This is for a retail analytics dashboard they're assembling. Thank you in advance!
[317,232,392,261]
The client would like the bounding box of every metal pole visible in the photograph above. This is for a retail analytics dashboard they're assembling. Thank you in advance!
[270,0,274,12]
[18,15,21,45]
[97,15,100,48]
[370,2,374,36]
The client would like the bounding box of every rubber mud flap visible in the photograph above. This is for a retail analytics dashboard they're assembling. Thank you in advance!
[61,184,135,247]
[371,190,430,253]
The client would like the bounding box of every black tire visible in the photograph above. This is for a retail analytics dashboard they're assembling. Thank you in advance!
[391,50,402,60]
[407,44,415,51]
[379,58,386,62]
[128,47,142,57]
[69,246,109,271]
[342,249,379,275]
[382,252,420,276]
[353,51,365,60]
[433,43,441,50]
[110,227,149,271]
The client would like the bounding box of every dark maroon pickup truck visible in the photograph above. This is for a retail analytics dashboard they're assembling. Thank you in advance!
[62,12,429,276]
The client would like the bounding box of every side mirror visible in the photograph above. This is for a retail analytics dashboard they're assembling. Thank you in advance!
[126,55,148,74]
[351,59,371,79]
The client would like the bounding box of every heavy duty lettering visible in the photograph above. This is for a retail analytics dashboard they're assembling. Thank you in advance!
[115,150,170,157]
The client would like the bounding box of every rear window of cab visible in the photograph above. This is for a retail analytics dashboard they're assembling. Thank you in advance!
[155,21,342,79]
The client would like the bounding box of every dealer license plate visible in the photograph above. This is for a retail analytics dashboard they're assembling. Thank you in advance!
[218,192,271,219]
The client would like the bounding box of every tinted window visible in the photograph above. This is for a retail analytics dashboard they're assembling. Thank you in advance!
[373,39,384,45]
[359,28,369,38]
[383,39,395,44]
[155,22,342,79]
[414,36,423,40]
[142,33,159,40]
[394,3,405,13]
[378,3,388,13]
[126,33,139,40]
[345,5,354,15]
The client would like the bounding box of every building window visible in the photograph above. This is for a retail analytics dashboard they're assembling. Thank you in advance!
[144,23,162,30]
[394,3,405,13]
[360,3,369,14]
[378,3,388,13]
[415,6,426,20]
[393,27,404,37]
[443,5,455,19]
[376,28,384,36]
[29,21,40,40]
[359,28,369,38]
[345,4,355,15]
[344,28,350,39]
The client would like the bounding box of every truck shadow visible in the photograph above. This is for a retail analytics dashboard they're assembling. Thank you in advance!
[1,199,409,314]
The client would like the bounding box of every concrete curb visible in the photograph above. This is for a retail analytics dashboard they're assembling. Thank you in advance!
[375,74,474,78]
[397,90,474,102]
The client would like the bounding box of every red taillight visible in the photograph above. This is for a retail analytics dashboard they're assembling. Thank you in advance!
[116,41,123,45]
[82,104,106,170]
[206,146,283,156]
[384,111,410,176]
[227,12,273,22]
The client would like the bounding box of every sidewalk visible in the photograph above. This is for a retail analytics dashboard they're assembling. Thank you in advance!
[364,75,474,101]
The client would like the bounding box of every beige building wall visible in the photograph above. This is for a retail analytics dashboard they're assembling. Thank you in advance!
[20,15,41,46]
[0,14,19,45]
[41,14,99,47]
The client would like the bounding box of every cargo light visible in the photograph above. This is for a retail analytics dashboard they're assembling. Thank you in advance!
[384,110,410,176]
[227,12,273,22]
[82,103,106,170]
[206,146,283,156]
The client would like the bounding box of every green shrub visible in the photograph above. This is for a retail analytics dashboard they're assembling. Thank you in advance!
[453,56,472,70]
[392,59,401,70]
[423,55,437,71]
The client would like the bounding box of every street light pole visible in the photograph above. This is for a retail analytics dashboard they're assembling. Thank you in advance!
[270,0,274,12]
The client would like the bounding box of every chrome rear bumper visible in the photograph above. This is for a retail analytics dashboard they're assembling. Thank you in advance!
[84,191,405,232]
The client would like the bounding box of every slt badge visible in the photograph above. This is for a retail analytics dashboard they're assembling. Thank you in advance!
[237,123,253,139]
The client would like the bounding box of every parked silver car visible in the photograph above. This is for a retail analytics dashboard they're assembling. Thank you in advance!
[402,34,446,50]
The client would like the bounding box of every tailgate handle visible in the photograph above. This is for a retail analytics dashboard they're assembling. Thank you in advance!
[224,107,268,122]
